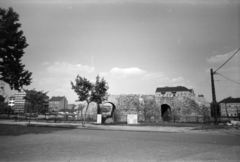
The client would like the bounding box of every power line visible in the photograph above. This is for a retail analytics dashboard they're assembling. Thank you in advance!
[215,72,240,85]
[214,48,240,73]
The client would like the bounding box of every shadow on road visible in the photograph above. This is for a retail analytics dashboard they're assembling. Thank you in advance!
[0,125,76,136]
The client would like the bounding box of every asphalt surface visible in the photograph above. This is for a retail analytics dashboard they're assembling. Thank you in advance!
[0,124,240,162]
[0,120,198,133]
[1,119,240,135]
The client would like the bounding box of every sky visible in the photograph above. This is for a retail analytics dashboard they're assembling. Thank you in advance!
[1,0,240,104]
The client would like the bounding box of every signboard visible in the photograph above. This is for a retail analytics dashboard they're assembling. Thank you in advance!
[97,114,102,124]
[127,114,138,124]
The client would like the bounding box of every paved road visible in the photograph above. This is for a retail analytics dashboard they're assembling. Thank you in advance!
[0,125,240,162]
[0,120,198,132]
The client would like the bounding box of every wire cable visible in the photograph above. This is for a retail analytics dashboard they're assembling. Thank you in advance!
[215,72,240,85]
[214,48,240,73]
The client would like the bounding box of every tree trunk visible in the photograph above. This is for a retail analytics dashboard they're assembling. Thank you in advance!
[29,105,33,125]
[81,110,83,126]
[83,102,90,127]
[7,108,10,119]
[45,111,47,120]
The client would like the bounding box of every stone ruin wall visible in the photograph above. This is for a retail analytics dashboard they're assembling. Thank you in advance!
[156,95,211,122]
[106,94,211,123]
[83,94,211,123]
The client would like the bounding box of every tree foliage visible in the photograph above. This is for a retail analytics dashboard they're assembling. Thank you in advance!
[91,75,109,104]
[0,101,12,115]
[71,75,93,103]
[71,75,109,103]
[71,75,109,126]
[23,89,48,124]
[0,7,32,90]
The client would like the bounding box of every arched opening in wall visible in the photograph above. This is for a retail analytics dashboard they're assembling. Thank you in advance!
[161,104,171,122]
[100,102,116,124]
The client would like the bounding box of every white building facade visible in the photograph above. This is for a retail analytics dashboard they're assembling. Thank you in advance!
[219,98,240,117]
[155,86,195,97]
[13,90,27,113]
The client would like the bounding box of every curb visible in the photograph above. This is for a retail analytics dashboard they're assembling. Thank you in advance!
[0,121,187,133]
[0,123,79,129]
[1,121,240,135]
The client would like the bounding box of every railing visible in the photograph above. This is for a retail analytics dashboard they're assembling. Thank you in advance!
[0,113,97,123]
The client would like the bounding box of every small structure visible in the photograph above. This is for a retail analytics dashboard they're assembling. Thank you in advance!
[8,95,15,108]
[48,96,68,112]
[219,97,240,117]
[127,114,138,124]
[155,86,194,97]
[13,90,27,113]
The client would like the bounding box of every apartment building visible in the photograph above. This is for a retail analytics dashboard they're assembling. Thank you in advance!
[13,90,27,113]
[48,96,68,112]
[155,86,194,97]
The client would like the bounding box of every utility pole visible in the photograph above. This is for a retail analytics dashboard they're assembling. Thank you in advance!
[209,48,240,125]
[210,69,218,124]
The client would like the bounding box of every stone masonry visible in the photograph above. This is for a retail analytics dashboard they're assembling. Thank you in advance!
[106,94,210,123]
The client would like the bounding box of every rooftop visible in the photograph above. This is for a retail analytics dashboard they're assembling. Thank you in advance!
[156,86,192,93]
[219,97,240,103]
[49,96,65,101]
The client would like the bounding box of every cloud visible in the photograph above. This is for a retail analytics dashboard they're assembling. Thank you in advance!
[106,67,190,86]
[99,72,109,77]
[39,78,57,86]
[207,49,239,63]
[171,77,184,82]
[156,76,192,88]
[47,62,94,75]
[39,62,94,88]
[141,72,164,80]
[55,88,66,94]
[42,62,50,65]
[105,67,191,88]
[37,61,95,104]
[110,67,147,78]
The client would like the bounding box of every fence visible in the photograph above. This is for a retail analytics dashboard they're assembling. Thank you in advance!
[1,112,239,124]
[0,113,97,123]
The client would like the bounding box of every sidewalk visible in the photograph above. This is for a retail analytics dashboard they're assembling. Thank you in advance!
[0,119,195,132]
[0,119,240,135]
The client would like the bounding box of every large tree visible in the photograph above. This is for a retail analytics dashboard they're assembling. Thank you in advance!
[23,89,48,124]
[71,75,109,126]
[0,7,32,90]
